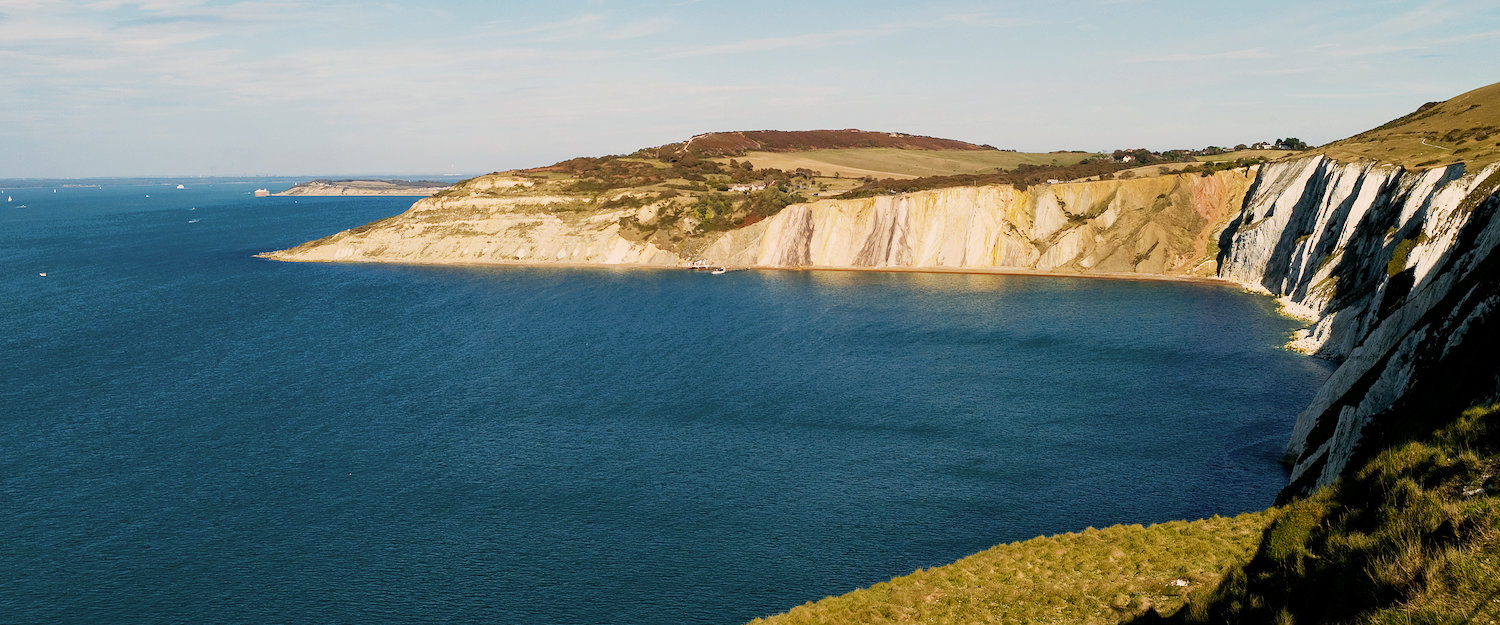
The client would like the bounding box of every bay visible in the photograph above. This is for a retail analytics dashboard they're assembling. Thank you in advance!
[0,182,1332,624]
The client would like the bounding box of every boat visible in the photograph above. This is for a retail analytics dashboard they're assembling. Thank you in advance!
[711,267,727,275]
[5,196,10,202]
[176,184,185,189]
[188,219,200,224]
[253,189,270,197]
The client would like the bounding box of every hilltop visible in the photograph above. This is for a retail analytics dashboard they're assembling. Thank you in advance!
[655,129,995,158]
[1317,80,1500,169]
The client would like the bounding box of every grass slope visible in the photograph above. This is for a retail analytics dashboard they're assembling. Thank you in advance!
[1142,404,1500,625]
[1317,81,1500,170]
[747,512,1272,625]
[729,148,1097,180]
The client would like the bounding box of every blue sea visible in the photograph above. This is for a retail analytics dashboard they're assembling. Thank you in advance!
[0,181,1333,624]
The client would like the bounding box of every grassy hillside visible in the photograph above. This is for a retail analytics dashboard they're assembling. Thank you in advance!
[1317,80,1500,170]
[748,512,1273,625]
[728,148,1097,180]
[1145,404,1500,624]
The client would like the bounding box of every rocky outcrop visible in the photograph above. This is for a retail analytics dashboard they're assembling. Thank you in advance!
[266,169,1254,278]
[266,189,681,265]
[1216,156,1500,493]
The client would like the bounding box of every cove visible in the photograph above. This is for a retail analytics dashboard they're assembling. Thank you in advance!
[0,184,1333,624]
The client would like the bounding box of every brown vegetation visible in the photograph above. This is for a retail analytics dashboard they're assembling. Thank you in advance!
[654,129,995,158]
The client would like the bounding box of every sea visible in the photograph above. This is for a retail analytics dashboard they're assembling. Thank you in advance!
[0,180,1334,624]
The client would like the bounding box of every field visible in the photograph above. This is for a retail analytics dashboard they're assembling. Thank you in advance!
[747,512,1273,625]
[725,148,1099,180]
[1317,81,1500,170]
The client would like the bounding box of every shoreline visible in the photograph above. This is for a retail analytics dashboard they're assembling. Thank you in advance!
[254,252,1236,286]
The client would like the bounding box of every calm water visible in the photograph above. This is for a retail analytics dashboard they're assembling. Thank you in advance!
[0,182,1333,624]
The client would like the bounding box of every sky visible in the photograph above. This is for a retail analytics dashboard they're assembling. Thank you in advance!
[2,0,1499,178]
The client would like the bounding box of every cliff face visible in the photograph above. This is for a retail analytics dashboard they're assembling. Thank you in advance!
[267,169,1254,277]
[702,172,1251,274]
[266,189,682,265]
[1216,155,1500,493]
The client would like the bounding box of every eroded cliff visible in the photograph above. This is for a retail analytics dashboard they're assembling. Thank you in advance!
[1217,155,1500,493]
[265,169,1254,278]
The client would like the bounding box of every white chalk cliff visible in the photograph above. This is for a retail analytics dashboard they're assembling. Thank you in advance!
[265,170,1253,278]
[1217,156,1500,493]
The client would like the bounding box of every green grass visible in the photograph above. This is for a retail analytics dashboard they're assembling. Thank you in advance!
[1155,404,1500,624]
[728,148,1098,180]
[746,512,1272,625]
[1317,80,1500,170]
[1387,237,1418,277]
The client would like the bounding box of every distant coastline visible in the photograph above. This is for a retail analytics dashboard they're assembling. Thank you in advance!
[275,178,452,197]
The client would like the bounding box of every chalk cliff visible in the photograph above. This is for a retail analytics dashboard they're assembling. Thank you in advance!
[265,169,1254,277]
[1217,156,1500,493]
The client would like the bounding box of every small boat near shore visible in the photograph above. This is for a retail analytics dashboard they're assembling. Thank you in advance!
[711,267,727,275]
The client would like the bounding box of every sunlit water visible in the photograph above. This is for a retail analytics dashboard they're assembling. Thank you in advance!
[0,182,1333,624]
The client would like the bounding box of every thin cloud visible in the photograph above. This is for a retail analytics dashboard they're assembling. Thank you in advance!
[1314,28,1500,58]
[668,11,1018,58]
[1324,44,1425,57]
[1246,67,1321,76]
[503,13,605,38]
[497,13,673,42]
[675,24,907,57]
[1128,48,1271,63]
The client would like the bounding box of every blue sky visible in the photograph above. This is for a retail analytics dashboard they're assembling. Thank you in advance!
[2,0,1498,177]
